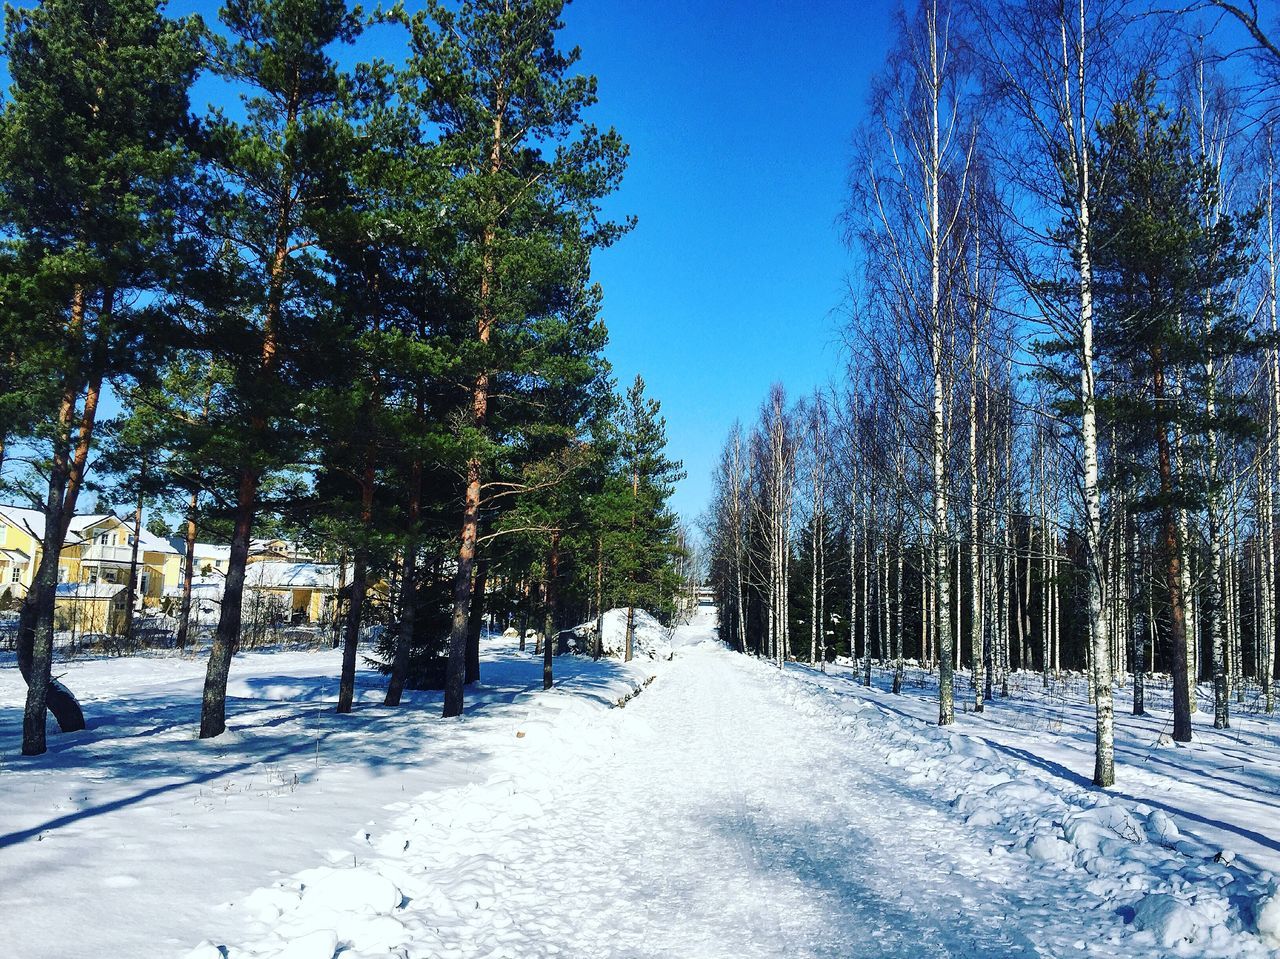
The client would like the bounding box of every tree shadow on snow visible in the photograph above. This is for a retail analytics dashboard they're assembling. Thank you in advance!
[695,809,1044,958]
[0,646,642,849]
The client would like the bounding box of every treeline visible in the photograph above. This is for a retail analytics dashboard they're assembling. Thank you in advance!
[704,0,1280,787]
[0,0,686,757]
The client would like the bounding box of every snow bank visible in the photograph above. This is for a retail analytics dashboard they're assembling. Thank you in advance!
[571,607,674,660]
[0,634,664,959]
[775,662,1279,958]
[1257,888,1280,947]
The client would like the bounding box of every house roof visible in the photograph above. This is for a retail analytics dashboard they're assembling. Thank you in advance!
[1,548,30,564]
[55,582,126,600]
[161,563,341,599]
[168,538,241,562]
[0,506,178,554]
[245,562,340,590]
[134,526,178,555]
[167,538,231,561]
[0,505,113,545]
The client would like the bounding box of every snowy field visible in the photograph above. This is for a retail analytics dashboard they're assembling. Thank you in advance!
[0,632,663,959]
[3,610,1280,957]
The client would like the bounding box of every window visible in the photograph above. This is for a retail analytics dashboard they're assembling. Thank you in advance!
[10,566,20,583]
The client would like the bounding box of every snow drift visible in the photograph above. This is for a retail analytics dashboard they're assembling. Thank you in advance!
[570,607,673,660]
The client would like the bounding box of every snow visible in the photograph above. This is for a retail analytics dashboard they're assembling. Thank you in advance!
[1259,889,1280,947]
[0,635,656,958]
[0,504,110,543]
[4,608,1280,957]
[54,580,127,599]
[571,606,674,659]
[244,562,340,590]
[786,658,1280,956]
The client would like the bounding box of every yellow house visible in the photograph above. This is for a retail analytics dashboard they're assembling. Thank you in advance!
[1,506,343,635]
[0,505,179,633]
[243,560,341,625]
[162,541,342,628]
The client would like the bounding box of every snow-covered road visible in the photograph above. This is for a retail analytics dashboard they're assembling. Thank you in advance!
[458,635,1052,958]
[195,610,1278,958]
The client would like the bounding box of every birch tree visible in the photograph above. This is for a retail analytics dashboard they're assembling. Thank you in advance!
[848,0,975,725]
[969,0,1133,785]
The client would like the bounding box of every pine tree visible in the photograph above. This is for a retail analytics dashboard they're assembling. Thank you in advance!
[1092,75,1258,743]
[194,0,364,739]
[401,0,631,718]
[0,0,200,754]
[615,375,685,661]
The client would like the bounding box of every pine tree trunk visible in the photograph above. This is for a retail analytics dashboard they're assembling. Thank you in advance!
[385,458,421,706]
[594,539,605,660]
[176,490,199,650]
[444,100,504,718]
[544,533,559,690]
[443,464,481,718]
[1153,350,1193,743]
[199,469,256,738]
[467,558,489,684]
[18,286,99,752]
[337,458,376,715]
[124,470,145,646]
[337,548,368,715]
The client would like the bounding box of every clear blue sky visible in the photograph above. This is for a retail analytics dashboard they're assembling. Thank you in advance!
[558,1,893,527]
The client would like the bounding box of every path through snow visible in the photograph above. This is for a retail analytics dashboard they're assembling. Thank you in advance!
[195,611,1271,958]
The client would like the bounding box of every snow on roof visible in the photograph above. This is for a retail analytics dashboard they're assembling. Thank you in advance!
[168,538,234,562]
[55,582,126,600]
[161,563,340,597]
[135,527,178,555]
[1,548,30,564]
[0,505,177,553]
[245,562,340,590]
[0,505,114,545]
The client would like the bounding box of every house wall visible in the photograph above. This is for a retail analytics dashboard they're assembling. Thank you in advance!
[0,520,37,595]
[53,596,126,635]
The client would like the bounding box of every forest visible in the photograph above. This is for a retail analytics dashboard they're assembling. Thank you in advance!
[0,0,689,758]
[704,0,1280,787]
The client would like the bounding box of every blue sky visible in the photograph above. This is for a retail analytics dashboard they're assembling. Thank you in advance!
[557,0,894,526]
